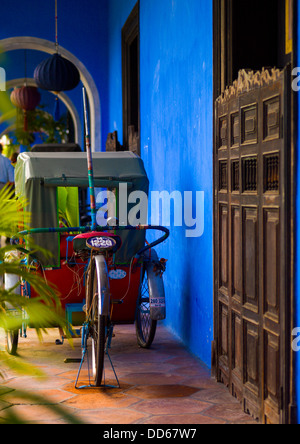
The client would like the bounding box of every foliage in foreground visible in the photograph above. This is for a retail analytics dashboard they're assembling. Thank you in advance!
[0,186,82,424]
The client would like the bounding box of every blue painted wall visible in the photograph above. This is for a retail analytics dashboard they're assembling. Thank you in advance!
[1,0,300,419]
[0,0,109,149]
[108,0,214,366]
[0,0,214,368]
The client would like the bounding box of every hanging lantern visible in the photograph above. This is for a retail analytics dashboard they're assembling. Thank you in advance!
[34,53,80,121]
[10,86,41,131]
[33,1,80,120]
[34,53,80,92]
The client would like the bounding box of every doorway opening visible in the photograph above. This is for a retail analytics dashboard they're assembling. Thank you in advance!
[214,0,293,99]
[122,2,140,155]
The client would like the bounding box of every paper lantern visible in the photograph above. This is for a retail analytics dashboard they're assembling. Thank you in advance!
[10,86,41,131]
[34,53,80,92]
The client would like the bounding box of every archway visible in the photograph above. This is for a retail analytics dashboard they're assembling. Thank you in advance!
[0,36,101,152]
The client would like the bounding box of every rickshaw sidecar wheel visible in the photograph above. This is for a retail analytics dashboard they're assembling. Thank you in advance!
[6,330,19,356]
[135,269,157,349]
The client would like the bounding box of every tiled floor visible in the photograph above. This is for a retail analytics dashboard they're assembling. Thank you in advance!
[0,325,257,424]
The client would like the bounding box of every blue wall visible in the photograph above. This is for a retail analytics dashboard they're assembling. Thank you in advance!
[0,0,214,367]
[0,0,109,149]
[108,0,213,366]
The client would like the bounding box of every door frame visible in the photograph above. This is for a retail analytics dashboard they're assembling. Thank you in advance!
[212,0,297,424]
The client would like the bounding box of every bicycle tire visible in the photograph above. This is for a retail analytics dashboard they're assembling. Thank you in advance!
[87,256,110,387]
[92,314,107,387]
[6,330,19,356]
[135,268,157,348]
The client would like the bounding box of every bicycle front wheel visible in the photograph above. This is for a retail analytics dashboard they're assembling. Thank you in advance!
[86,256,110,387]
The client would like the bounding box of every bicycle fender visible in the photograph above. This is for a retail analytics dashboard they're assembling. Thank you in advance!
[94,255,110,317]
[4,273,21,314]
[144,250,166,321]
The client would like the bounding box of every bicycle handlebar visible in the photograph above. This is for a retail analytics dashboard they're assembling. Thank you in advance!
[14,225,170,256]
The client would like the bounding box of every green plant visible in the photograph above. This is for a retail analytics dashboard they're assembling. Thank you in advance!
[15,107,68,148]
[0,186,82,424]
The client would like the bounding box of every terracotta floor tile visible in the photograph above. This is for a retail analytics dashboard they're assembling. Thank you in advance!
[125,384,200,399]
[113,362,176,375]
[0,386,14,396]
[61,380,133,396]
[0,403,81,424]
[3,389,76,405]
[171,365,211,377]
[0,326,255,424]
[130,398,211,415]
[0,400,11,411]
[181,376,225,390]
[166,356,209,367]
[112,352,174,364]
[203,403,254,422]
[75,408,147,425]
[142,413,227,425]
[63,392,140,410]
[4,376,71,391]
[120,372,185,386]
[192,387,241,404]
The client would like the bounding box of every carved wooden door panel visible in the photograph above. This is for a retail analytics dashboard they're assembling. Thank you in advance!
[214,69,289,424]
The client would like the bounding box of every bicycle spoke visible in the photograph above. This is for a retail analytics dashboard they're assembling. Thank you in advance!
[135,267,157,348]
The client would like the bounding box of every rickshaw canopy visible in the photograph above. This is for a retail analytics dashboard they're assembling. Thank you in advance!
[15,151,149,267]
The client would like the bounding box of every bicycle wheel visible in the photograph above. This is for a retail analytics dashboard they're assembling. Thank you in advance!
[86,256,110,387]
[4,274,20,356]
[6,330,19,355]
[135,267,157,348]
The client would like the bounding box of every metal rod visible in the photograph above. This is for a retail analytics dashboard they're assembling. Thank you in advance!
[55,0,58,53]
[83,87,97,230]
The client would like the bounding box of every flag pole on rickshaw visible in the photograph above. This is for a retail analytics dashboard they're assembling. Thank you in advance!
[82,87,97,230]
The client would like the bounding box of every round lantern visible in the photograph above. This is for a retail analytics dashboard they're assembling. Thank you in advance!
[34,53,80,121]
[10,86,41,131]
[34,53,80,92]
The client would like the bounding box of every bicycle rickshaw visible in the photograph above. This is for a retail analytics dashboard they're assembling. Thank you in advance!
[5,143,169,388]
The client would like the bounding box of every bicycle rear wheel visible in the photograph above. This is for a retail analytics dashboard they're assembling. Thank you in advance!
[135,268,157,348]
[86,256,110,387]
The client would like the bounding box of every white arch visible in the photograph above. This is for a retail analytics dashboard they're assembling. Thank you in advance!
[0,36,101,152]
[6,78,82,144]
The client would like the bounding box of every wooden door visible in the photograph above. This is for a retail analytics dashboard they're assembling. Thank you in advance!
[214,68,290,424]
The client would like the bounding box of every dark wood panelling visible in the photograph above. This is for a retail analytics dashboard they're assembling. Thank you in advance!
[214,69,289,423]
[220,205,229,289]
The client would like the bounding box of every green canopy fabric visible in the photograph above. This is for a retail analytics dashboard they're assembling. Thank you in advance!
[15,152,149,267]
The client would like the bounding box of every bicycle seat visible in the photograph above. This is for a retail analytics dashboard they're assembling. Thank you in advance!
[73,232,122,254]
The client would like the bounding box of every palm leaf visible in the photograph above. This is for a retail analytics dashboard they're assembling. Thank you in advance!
[0,166,82,423]
[0,185,30,237]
